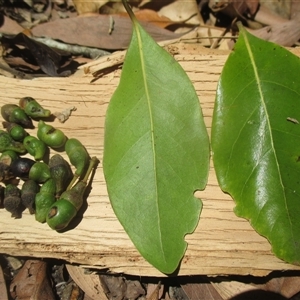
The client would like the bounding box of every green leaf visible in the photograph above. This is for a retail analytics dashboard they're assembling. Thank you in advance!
[212,25,300,265]
[103,1,209,274]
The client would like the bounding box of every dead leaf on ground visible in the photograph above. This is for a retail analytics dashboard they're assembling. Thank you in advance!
[0,15,24,35]
[121,9,174,28]
[100,1,128,14]
[0,0,52,29]
[100,274,145,300]
[4,55,40,72]
[290,0,300,20]
[181,277,224,300]
[10,260,56,300]
[1,32,73,76]
[248,19,300,47]
[0,263,9,300]
[146,282,163,300]
[209,0,259,18]
[260,0,291,20]
[66,264,107,300]
[211,279,258,299]
[158,0,203,26]
[72,0,103,14]
[254,4,288,26]
[31,14,185,50]
[72,0,142,14]
[261,275,300,298]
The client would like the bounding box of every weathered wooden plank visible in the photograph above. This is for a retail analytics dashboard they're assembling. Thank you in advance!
[0,45,299,277]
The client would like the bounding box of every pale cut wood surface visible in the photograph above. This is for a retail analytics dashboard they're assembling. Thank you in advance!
[0,44,300,277]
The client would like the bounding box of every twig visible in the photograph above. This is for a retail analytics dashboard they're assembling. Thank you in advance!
[33,37,111,59]
[0,62,33,79]
[108,16,115,35]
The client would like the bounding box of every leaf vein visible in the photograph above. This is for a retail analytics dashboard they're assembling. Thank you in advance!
[243,30,295,243]
[135,23,166,264]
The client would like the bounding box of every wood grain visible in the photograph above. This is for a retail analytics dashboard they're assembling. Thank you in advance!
[0,45,299,277]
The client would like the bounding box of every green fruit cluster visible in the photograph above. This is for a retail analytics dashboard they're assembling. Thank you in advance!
[0,97,99,231]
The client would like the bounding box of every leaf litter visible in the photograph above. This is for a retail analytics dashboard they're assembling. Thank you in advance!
[0,0,299,77]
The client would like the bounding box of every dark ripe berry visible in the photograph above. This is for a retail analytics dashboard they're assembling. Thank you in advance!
[10,158,35,178]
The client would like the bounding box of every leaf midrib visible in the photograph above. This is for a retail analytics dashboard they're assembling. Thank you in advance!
[242,29,294,236]
[134,22,166,263]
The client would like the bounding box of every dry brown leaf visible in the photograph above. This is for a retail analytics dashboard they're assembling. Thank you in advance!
[0,15,24,35]
[0,45,17,78]
[181,278,223,300]
[243,0,259,15]
[209,0,259,18]
[262,276,300,298]
[260,0,291,20]
[126,279,146,299]
[230,290,289,299]
[2,33,72,76]
[100,1,127,14]
[158,0,203,25]
[83,295,95,300]
[254,5,288,26]
[0,264,8,300]
[146,282,163,300]
[291,0,300,20]
[72,0,106,14]
[4,56,40,71]
[100,274,145,300]
[31,15,184,50]
[248,19,300,47]
[10,260,55,300]
[100,275,126,300]
[211,280,258,299]
[66,265,106,300]
[72,0,142,14]
[124,9,174,28]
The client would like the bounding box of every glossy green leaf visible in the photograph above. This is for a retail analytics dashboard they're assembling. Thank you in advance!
[103,1,209,274]
[212,25,300,265]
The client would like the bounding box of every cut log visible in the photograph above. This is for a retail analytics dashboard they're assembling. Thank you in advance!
[0,44,299,277]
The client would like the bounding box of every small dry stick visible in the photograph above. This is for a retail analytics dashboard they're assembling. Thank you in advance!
[109,16,115,35]
[287,117,299,124]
